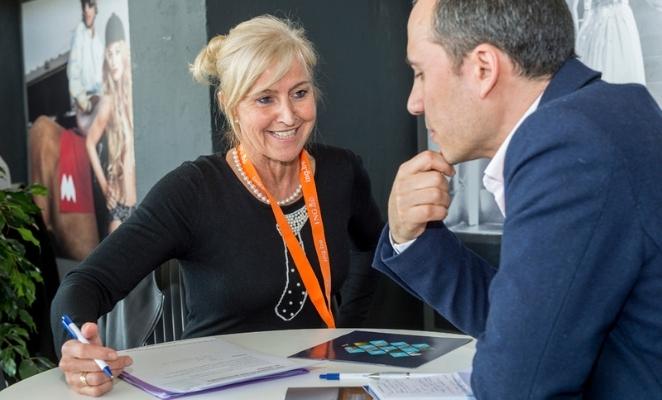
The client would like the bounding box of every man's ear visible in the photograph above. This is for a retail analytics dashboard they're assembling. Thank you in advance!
[468,44,500,99]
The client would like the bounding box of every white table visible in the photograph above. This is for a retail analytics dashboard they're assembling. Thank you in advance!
[0,328,474,399]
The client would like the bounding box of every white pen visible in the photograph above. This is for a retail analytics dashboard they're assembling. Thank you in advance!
[61,315,114,378]
[319,372,443,380]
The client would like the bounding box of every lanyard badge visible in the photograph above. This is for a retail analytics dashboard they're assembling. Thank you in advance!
[237,146,335,328]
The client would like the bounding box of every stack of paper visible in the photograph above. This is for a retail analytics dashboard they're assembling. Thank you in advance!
[118,337,314,399]
[365,372,474,400]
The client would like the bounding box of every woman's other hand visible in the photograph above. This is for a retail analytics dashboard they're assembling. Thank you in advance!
[105,186,119,210]
[59,322,133,397]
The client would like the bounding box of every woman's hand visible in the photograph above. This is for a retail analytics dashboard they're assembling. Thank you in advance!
[59,322,133,397]
[105,185,119,211]
[99,180,109,199]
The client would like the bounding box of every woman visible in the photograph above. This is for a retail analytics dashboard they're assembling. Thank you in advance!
[85,12,136,233]
[51,15,383,397]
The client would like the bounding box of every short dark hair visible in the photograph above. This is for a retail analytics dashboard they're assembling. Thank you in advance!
[81,0,97,10]
[430,0,575,78]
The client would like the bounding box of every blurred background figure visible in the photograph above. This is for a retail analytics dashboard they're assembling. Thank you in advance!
[571,0,645,84]
[68,0,104,134]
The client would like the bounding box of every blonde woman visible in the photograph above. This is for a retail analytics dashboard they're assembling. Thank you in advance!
[51,15,383,397]
[85,13,136,233]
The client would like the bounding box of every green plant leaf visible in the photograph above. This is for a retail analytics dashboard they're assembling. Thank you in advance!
[15,227,39,247]
[1,183,48,383]
[18,358,42,380]
[28,184,48,197]
[14,344,30,359]
[1,355,17,378]
[18,309,36,331]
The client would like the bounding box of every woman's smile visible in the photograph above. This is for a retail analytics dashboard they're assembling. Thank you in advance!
[268,127,298,139]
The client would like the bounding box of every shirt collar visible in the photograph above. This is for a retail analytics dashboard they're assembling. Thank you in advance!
[482,94,542,216]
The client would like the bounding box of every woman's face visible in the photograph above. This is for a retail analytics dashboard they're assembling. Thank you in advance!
[234,59,316,165]
[106,41,125,83]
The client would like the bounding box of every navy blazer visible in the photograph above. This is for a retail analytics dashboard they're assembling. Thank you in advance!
[373,58,662,399]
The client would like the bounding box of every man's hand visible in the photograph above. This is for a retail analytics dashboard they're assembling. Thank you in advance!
[388,150,455,243]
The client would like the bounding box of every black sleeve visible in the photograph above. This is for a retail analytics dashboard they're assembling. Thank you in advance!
[336,151,384,327]
[50,162,203,353]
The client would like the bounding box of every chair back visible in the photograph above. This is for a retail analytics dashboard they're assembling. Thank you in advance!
[148,259,187,344]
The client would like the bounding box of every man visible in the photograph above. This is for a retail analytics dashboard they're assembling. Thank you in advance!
[373,0,662,398]
[68,0,104,134]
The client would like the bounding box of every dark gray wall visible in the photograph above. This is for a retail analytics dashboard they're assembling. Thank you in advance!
[0,0,28,184]
[128,0,211,200]
[206,1,424,329]
[206,1,418,216]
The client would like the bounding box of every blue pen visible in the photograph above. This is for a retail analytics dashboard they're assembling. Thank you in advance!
[320,372,444,380]
[61,315,113,378]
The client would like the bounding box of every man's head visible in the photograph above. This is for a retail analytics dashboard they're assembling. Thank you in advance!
[406,0,575,164]
[81,0,97,29]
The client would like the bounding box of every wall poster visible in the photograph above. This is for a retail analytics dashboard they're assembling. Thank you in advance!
[22,0,134,261]
[567,0,662,105]
[23,0,163,350]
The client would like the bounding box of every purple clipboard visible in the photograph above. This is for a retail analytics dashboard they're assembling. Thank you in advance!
[120,368,309,399]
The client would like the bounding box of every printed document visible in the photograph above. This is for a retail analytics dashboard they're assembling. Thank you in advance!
[366,372,474,400]
[118,336,313,398]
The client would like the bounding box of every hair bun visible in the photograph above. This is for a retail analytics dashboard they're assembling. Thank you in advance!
[190,34,225,85]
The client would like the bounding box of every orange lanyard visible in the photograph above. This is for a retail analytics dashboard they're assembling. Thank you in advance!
[237,146,335,328]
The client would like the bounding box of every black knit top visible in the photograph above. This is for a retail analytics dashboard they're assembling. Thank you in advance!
[51,144,383,349]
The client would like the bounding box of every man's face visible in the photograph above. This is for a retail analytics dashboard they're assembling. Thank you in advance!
[406,0,485,165]
[83,3,96,29]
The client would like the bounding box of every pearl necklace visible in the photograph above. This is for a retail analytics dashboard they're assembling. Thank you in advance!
[232,149,302,206]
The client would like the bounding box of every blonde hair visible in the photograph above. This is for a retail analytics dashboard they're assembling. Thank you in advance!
[190,15,318,145]
[103,39,133,198]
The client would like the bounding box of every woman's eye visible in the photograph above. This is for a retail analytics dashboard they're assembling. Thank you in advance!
[293,89,308,99]
[414,71,423,80]
[257,96,273,105]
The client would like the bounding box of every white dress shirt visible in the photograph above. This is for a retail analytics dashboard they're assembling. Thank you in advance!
[391,94,542,253]
[481,95,541,217]
[67,21,104,111]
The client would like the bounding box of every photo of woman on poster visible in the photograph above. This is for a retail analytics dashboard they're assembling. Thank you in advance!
[85,13,136,233]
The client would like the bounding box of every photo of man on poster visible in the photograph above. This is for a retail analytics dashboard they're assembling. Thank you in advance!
[68,0,104,135]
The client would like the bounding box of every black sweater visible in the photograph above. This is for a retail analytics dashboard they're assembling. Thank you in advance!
[51,144,384,350]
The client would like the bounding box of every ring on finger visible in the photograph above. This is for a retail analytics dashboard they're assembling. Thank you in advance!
[79,371,89,386]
